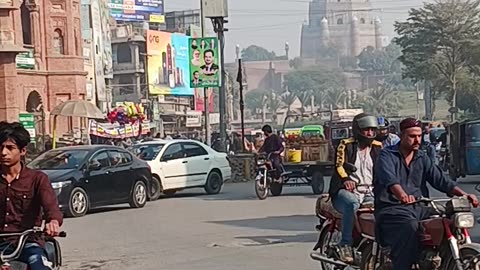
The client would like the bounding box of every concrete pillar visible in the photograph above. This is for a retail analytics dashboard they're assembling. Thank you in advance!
[374,17,383,50]
[320,17,329,48]
[351,16,360,56]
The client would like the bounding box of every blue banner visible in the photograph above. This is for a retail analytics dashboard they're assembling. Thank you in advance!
[109,0,164,23]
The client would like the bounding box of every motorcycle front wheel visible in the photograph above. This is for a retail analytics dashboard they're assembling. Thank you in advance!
[255,176,269,200]
[446,244,480,270]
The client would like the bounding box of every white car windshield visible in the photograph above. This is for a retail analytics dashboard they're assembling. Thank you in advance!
[134,144,165,161]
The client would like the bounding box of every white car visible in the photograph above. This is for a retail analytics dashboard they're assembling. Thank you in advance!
[133,139,231,197]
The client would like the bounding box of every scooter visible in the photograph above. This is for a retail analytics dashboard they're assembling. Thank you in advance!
[0,227,66,270]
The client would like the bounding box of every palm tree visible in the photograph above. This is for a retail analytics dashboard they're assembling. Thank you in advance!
[358,82,402,115]
[281,91,297,115]
[293,89,312,116]
[245,89,268,118]
[325,87,346,109]
[267,91,282,123]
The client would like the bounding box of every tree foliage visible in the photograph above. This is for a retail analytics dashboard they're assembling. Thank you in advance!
[241,45,277,62]
[357,43,402,74]
[394,0,480,118]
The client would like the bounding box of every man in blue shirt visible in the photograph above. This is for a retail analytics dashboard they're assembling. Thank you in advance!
[376,116,400,147]
[373,118,479,270]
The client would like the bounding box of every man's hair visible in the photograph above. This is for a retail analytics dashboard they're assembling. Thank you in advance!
[204,49,214,57]
[262,125,273,134]
[193,71,199,75]
[0,122,31,150]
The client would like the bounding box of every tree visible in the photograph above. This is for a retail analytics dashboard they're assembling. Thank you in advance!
[357,43,402,74]
[395,0,480,120]
[325,88,346,109]
[356,82,403,115]
[267,92,282,123]
[281,91,297,115]
[241,45,276,62]
[245,89,268,117]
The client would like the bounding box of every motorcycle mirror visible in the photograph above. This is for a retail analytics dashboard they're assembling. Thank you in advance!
[475,184,480,193]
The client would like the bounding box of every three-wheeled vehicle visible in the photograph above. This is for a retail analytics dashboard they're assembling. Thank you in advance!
[448,119,480,181]
[256,109,360,197]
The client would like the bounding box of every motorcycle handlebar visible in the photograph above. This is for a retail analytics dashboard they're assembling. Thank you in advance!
[0,227,67,263]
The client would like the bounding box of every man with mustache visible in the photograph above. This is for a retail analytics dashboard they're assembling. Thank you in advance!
[373,118,479,270]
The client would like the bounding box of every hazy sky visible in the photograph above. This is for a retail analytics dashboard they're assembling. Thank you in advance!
[166,0,427,62]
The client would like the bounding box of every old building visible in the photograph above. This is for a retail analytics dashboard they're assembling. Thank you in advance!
[0,0,86,136]
[300,0,384,58]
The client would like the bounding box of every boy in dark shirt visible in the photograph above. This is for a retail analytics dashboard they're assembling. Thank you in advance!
[258,125,284,181]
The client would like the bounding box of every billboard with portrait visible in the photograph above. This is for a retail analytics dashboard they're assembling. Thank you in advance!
[109,0,165,23]
[146,30,193,96]
[189,37,220,88]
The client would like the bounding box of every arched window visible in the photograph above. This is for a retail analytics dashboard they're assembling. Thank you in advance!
[360,18,366,24]
[53,29,64,55]
[21,2,32,45]
[117,43,132,63]
[337,18,343,25]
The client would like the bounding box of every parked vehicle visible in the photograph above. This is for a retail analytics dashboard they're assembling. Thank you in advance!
[133,139,231,196]
[449,120,480,180]
[310,163,374,269]
[28,145,153,217]
[0,227,66,270]
[254,153,288,200]
[360,197,480,270]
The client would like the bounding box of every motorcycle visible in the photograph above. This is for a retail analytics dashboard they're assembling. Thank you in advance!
[254,153,286,200]
[360,197,480,270]
[438,146,449,172]
[310,163,375,269]
[0,227,66,270]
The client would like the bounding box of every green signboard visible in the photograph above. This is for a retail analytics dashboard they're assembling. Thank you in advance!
[189,37,221,88]
[18,113,36,142]
[16,48,35,70]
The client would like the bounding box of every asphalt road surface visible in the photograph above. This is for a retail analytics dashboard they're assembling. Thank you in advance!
[60,177,480,270]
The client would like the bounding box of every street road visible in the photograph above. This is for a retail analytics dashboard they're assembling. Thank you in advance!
[60,177,480,270]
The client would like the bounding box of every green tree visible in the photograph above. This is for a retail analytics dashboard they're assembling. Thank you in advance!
[356,82,403,115]
[245,89,268,117]
[281,91,297,115]
[325,88,346,109]
[241,45,276,62]
[267,92,282,123]
[395,0,480,120]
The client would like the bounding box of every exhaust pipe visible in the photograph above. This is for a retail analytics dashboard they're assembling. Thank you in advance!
[310,252,349,267]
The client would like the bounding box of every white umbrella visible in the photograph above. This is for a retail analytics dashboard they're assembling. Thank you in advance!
[50,100,105,148]
[50,99,104,119]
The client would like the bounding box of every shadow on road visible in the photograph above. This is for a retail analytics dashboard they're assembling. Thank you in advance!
[208,214,316,232]
[235,232,317,246]
[64,205,132,218]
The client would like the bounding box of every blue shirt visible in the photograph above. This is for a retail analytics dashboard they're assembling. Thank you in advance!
[382,133,400,148]
[373,145,457,211]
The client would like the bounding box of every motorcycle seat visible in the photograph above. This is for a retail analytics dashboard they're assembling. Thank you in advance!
[358,213,375,237]
[316,194,342,219]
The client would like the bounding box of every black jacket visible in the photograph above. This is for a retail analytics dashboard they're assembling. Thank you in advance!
[328,137,383,198]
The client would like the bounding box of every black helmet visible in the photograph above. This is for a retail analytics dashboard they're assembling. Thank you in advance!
[352,113,378,144]
[376,116,390,142]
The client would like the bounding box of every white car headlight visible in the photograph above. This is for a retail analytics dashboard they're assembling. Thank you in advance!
[51,181,72,189]
[453,213,475,228]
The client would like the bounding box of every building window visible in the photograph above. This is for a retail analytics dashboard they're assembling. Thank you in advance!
[117,43,132,63]
[118,76,134,95]
[53,29,64,54]
[337,18,343,24]
[360,18,366,24]
[21,2,32,45]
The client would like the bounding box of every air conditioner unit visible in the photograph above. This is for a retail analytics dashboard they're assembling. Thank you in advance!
[202,0,228,18]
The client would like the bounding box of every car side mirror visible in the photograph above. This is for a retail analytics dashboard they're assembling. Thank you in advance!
[89,162,102,171]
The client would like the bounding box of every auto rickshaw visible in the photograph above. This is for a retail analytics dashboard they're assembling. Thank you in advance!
[448,119,480,180]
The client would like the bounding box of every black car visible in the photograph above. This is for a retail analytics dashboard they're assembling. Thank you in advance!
[28,145,154,217]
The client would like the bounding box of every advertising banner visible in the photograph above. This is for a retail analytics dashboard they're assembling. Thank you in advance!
[16,48,35,70]
[189,37,220,88]
[91,0,106,102]
[146,30,193,96]
[194,88,214,112]
[18,113,35,142]
[109,0,165,23]
[89,120,152,138]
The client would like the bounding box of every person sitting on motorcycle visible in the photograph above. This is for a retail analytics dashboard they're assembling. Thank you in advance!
[328,113,383,263]
[421,124,437,162]
[0,122,63,270]
[376,116,400,147]
[258,125,284,182]
[373,118,479,270]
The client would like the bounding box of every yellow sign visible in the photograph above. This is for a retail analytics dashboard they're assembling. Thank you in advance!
[150,14,165,23]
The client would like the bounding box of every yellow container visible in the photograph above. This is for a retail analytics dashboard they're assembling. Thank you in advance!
[287,149,302,163]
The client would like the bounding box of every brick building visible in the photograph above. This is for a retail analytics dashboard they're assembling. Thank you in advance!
[0,0,86,136]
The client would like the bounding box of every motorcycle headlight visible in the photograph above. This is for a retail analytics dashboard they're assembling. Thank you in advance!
[453,213,475,228]
[257,159,265,165]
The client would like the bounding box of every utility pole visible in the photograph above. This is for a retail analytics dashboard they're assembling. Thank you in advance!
[211,17,228,152]
[200,0,211,146]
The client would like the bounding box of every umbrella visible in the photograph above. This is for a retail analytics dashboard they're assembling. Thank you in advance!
[50,100,105,149]
[51,99,104,119]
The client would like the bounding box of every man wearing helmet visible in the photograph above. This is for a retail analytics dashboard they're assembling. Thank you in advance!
[376,117,400,147]
[328,113,383,263]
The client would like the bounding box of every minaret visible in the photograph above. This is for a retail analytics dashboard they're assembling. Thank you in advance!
[374,17,383,49]
[320,17,329,48]
[351,16,360,56]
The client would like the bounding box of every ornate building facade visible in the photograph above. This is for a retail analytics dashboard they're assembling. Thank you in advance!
[0,0,86,136]
[300,0,384,58]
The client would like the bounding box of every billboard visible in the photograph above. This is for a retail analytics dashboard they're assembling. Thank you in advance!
[109,0,165,23]
[189,37,220,88]
[91,0,107,102]
[194,88,214,112]
[146,30,194,96]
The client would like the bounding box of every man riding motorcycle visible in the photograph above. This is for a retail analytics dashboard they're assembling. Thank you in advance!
[373,118,479,270]
[328,113,383,263]
[258,125,284,182]
[0,122,63,270]
[376,116,400,147]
